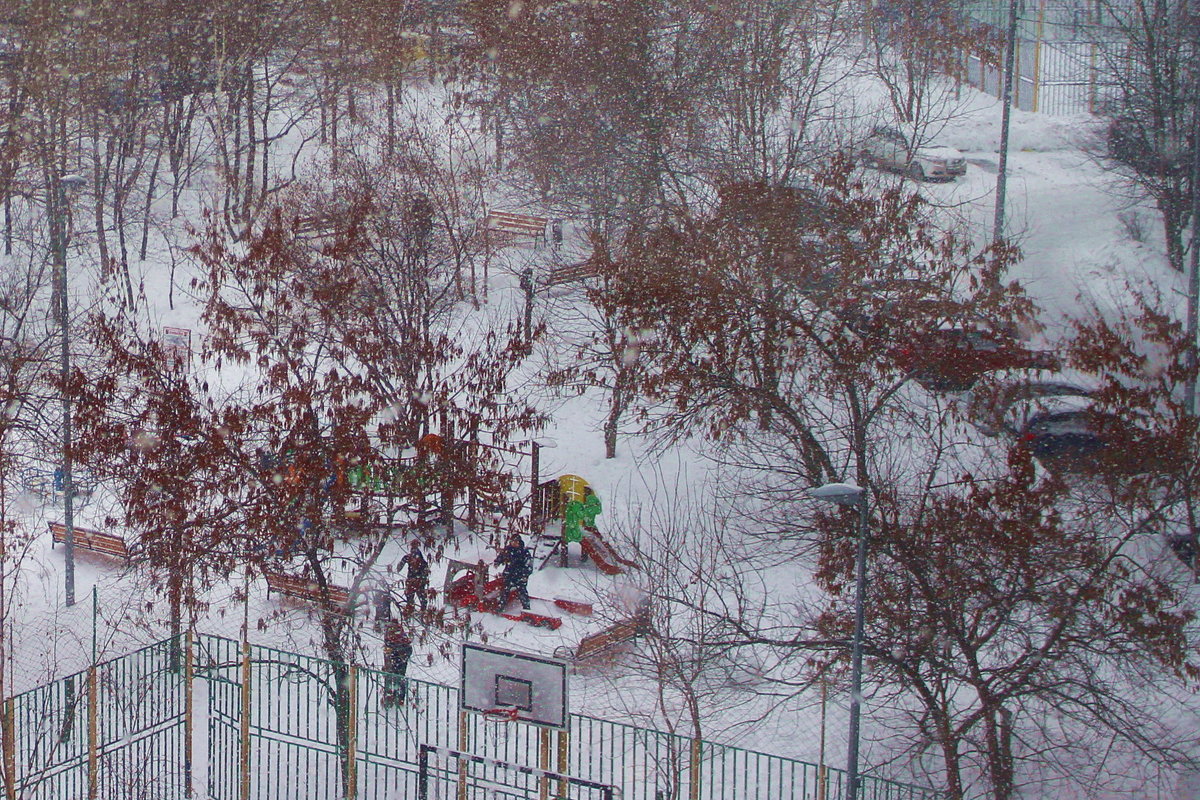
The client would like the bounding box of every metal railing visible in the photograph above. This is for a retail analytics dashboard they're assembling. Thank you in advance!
[0,634,943,800]
[3,638,187,799]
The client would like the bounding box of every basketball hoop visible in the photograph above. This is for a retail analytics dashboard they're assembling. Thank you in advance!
[481,706,521,723]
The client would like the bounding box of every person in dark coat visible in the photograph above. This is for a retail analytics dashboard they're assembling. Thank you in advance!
[495,534,533,610]
[399,539,430,611]
[374,585,394,631]
[382,623,413,707]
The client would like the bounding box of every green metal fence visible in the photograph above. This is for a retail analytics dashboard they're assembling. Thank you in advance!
[1,635,942,800]
[4,638,187,799]
[190,634,940,800]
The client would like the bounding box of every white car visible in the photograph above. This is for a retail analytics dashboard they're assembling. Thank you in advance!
[861,126,967,181]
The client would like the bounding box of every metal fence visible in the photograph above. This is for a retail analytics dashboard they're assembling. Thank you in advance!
[3,638,188,799]
[0,634,942,800]
[959,1,1124,115]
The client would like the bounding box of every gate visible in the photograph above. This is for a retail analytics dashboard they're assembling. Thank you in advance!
[3,639,187,799]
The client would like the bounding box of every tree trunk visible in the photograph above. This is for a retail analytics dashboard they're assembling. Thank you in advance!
[981,697,1014,800]
[605,381,625,459]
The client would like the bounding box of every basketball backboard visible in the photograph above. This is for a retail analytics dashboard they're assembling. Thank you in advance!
[461,643,568,729]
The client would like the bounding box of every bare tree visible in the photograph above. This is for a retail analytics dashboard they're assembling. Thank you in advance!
[1090,0,1200,273]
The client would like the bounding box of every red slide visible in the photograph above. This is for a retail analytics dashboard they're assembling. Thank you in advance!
[580,533,638,575]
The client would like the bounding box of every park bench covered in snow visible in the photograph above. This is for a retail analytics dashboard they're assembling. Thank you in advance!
[483,210,547,246]
[264,570,352,608]
[49,522,132,562]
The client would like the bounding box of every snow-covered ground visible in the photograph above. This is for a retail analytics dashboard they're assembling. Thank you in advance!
[7,74,1193,799]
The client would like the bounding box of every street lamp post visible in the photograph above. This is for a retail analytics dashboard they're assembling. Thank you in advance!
[992,0,1021,245]
[51,172,87,607]
[809,482,869,800]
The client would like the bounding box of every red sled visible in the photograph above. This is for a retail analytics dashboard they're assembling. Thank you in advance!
[447,571,563,630]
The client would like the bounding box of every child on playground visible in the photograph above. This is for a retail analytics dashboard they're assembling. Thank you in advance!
[382,623,413,706]
[399,539,430,612]
[495,534,533,610]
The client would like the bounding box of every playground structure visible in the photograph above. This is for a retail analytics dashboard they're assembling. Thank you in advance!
[535,474,639,575]
[337,422,562,542]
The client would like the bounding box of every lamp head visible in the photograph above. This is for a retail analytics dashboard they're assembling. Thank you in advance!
[808,482,865,507]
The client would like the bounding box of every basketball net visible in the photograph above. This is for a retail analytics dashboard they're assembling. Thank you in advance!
[481,706,521,723]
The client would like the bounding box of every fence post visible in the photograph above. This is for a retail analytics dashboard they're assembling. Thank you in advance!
[556,729,568,799]
[346,665,358,800]
[87,665,97,799]
[689,739,701,800]
[457,711,468,800]
[1032,0,1046,112]
[240,640,251,800]
[184,630,194,797]
[530,441,542,534]
[539,728,551,800]
[1088,36,1098,114]
[2,698,14,800]
[818,678,827,800]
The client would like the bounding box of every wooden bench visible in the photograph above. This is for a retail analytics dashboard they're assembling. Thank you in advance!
[484,210,547,246]
[263,571,352,608]
[571,608,653,663]
[49,522,132,562]
[542,261,600,287]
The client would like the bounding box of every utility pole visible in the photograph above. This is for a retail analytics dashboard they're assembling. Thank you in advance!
[992,0,1021,244]
[52,173,86,607]
[1184,4,1200,416]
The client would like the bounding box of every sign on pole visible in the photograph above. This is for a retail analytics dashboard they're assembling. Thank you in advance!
[162,327,192,372]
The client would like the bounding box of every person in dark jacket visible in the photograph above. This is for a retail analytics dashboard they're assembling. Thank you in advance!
[494,534,533,610]
[382,623,413,707]
[399,539,430,612]
[374,585,394,631]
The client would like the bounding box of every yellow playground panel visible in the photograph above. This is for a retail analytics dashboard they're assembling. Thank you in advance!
[397,32,431,65]
[558,474,590,506]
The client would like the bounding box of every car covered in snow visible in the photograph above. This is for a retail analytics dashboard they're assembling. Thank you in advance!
[970,379,1181,475]
[890,329,1060,392]
[860,126,967,181]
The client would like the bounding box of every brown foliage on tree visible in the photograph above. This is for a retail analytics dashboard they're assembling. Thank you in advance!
[590,169,1030,484]
[810,451,1198,799]
[71,171,541,792]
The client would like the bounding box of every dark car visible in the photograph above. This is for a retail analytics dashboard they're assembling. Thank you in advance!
[891,329,1060,392]
[1020,410,1117,462]
[1166,530,1198,570]
[967,379,1094,437]
[1017,408,1177,475]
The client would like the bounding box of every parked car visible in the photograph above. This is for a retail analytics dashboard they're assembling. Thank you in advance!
[969,374,1186,476]
[967,379,1094,437]
[1016,406,1180,475]
[860,126,967,181]
[889,328,1060,392]
[1166,529,1198,570]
